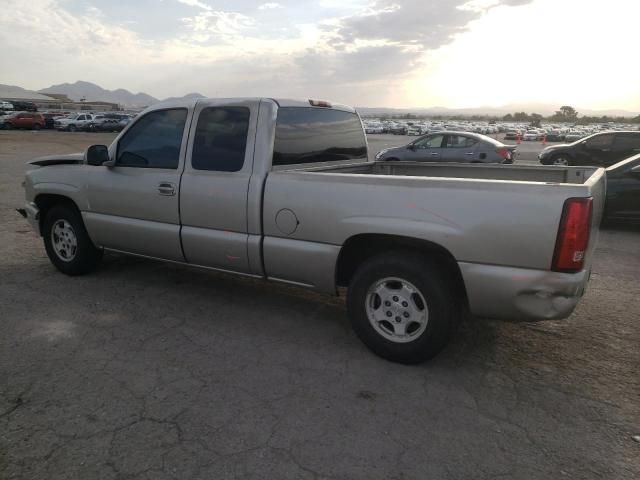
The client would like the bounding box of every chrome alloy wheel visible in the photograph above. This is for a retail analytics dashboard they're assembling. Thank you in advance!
[365,277,429,343]
[51,219,78,262]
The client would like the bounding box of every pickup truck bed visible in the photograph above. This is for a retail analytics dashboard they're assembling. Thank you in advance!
[263,161,604,321]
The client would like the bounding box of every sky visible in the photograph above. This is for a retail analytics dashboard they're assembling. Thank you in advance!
[1,0,639,110]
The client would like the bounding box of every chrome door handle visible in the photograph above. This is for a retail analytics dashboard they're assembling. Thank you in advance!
[465,152,474,155]
[430,152,439,156]
[158,182,176,196]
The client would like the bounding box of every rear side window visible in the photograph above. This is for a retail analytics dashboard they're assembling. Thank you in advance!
[446,135,476,148]
[586,133,614,149]
[117,109,187,169]
[613,133,640,152]
[273,108,367,166]
[192,107,250,172]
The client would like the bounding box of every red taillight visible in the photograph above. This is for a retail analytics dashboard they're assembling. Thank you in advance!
[552,198,593,272]
[496,148,511,160]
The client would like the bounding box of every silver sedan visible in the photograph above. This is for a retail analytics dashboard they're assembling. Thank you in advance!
[376,131,517,164]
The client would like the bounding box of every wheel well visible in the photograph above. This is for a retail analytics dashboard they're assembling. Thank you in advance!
[335,234,468,304]
[34,194,80,235]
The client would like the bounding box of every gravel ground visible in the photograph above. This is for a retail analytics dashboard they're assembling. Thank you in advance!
[1,130,639,480]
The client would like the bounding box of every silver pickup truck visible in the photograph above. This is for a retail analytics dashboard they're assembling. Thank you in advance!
[20,98,605,363]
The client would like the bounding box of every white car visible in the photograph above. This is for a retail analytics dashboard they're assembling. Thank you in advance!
[54,113,95,132]
[1,101,14,111]
[522,132,539,141]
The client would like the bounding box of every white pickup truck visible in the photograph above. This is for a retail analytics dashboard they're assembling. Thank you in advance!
[54,113,95,131]
[20,98,605,363]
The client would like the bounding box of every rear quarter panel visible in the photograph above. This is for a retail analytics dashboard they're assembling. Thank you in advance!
[262,171,601,292]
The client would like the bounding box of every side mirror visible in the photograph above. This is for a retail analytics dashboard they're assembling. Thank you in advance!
[85,145,110,166]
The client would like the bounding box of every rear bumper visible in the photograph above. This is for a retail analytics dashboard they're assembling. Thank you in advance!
[22,202,41,235]
[459,262,589,321]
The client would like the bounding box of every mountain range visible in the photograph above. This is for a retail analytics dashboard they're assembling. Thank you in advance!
[36,81,204,107]
[2,80,638,116]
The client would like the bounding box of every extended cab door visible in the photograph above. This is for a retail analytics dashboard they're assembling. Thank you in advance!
[179,99,259,274]
[84,107,191,261]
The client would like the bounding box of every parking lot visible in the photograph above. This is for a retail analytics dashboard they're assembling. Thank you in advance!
[1,130,639,479]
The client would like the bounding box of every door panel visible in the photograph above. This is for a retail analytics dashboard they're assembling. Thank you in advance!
[441,135,477,162]
[87,107,191,261]
[408,134,444,161]
[179,100,259,273]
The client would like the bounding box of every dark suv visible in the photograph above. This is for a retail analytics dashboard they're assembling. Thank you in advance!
[538,131,640,167]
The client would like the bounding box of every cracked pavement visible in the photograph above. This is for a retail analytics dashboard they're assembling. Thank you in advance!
[1,131,639,479]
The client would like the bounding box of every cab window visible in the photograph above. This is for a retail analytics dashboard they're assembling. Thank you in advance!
[117,109,187,169]
[192,107,250,172]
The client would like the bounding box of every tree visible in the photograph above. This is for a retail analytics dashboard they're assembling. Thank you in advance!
[502,113,513,121]
[529,113,543,127]
[552,105,579,122]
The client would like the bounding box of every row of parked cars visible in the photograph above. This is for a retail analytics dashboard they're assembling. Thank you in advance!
[0,110,135,132]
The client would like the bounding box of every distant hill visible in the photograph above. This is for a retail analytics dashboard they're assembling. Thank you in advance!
[38,81,157,107]
[0,84,58,101]
[36,81,205,108]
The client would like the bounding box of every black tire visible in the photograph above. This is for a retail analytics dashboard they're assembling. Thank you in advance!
[42,204,103,275]
[33,123,41,131]
[68,124,77,132]
[347,252,460,364]
[550,155,571,166]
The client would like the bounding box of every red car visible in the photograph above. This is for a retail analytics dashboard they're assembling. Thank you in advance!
[5,112,45,130]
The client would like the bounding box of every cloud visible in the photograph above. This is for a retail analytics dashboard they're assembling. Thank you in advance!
[176,0,212,10]
[182,10,255,43]
[258,2,283,10]
[0,0,534,106]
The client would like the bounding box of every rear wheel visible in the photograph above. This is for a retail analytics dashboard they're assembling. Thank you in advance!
[347,252,460,364]
[43,205,103,275]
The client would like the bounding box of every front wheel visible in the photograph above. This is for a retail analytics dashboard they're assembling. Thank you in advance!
[552,156,570,166]
[43,205,103,275]
[347,252,460,364]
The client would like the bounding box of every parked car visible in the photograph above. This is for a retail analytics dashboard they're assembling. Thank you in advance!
[89,118,124,132]
[389,124,408,135]
[19,97,604,364]
[564,132,586,142]
[376,132,517,164]
[4,112,45,130]
[10,101,37,112]
[1,101,14,111]
[504,130,520,140]
[545,131,565,142]
[603,154,640,223]
[42,113,64,129]
[54,113,95,131]
[538,131,640,166]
